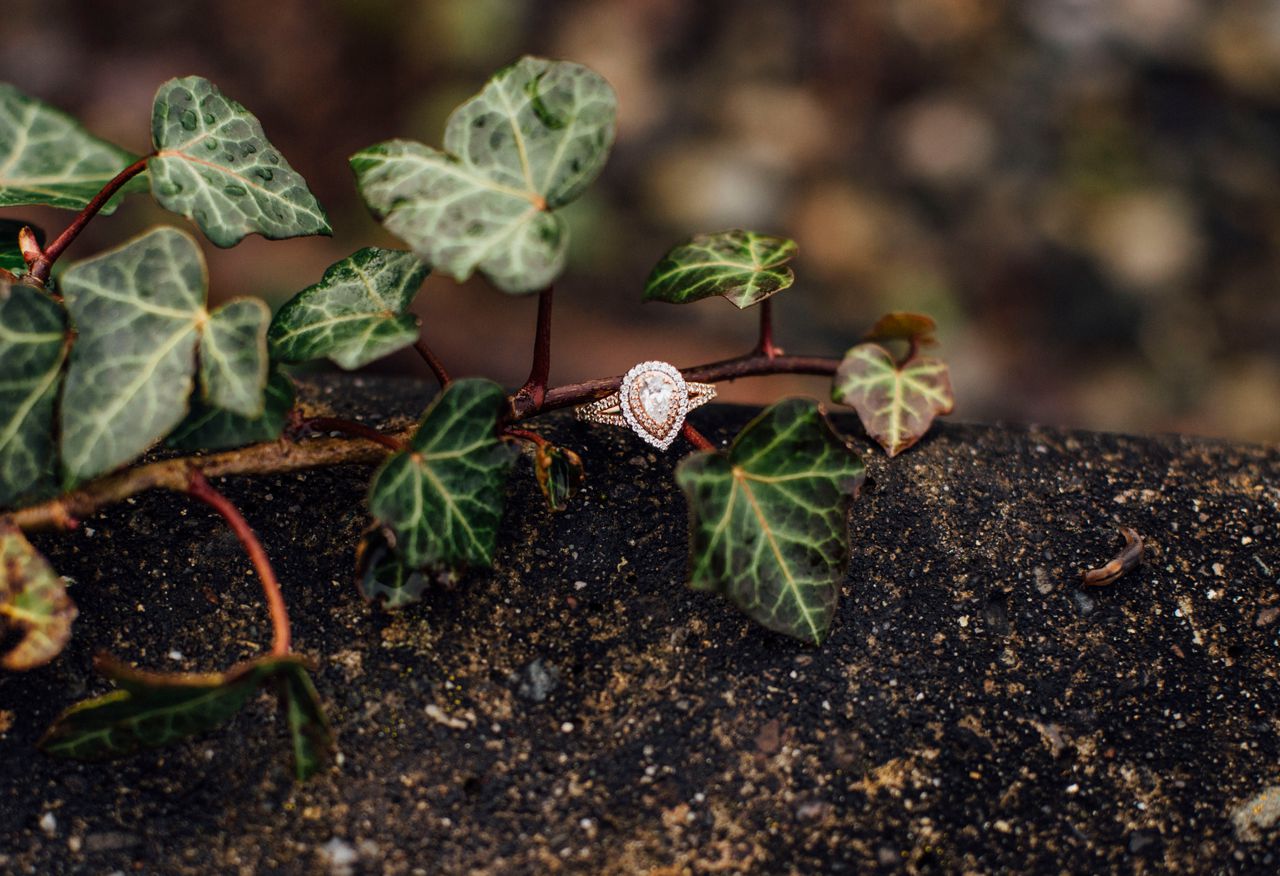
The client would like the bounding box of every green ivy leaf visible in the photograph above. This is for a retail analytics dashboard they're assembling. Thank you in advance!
[355,527,431,608]
[368,378,518,569]
[675,399,864,644]
[643,230,798,309]
[167,368,295,452]
[0,521,77,670]
[59,228,206,483]
[268,248,428,369]
[832,343,954,457]
[533,443,584,513]
[201,298,269,417]
[0,279,67,507]
[0,83,145,213]
[39,653,310,761]
[351,56,616,294]
[275,660,331,780]
[0,219,42,276]
[149,76,331,248]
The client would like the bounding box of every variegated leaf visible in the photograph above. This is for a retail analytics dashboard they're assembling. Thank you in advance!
[643,230,797,309]
[0,520,76,670]
[832,343,954,457]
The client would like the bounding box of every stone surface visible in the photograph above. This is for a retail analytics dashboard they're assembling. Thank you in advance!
[0,375,1278,873]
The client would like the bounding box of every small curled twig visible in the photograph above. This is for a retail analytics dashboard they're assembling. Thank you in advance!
[1082,527,1143,587]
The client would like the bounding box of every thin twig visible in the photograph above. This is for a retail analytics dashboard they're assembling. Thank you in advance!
[682,421,715,451]
[414,337,452,387]
[757,298,778,359]
[186,470,291,656]
[513,286,554,414]
[299,417,405,451]
[503,427,549,448]
[10,432,404,532]
[29,155,152,284]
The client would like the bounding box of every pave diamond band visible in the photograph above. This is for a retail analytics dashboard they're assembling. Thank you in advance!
[575,361,716,450]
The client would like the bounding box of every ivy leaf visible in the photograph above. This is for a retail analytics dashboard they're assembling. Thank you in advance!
[351,56,616,294]
[167,368,295,452]
[355,527,431,608]
[0,279,67,507]
[0,521,77,670]
[274,660,331,780]
[832,343,954,457]
[675,399,864,644]
[0,219,42,276]
[0,83,145,213]
[863,311,938,346]
[533,443,584,512]
[367,378,518,569]
[39,653,309,761]
[149,76,331,248]
[269,248,428,369]
[201,298,269,417]
[59,228,207,483]
[643,230,798,309]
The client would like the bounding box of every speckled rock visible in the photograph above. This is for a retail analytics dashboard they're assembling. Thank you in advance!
[1,376,1278,874]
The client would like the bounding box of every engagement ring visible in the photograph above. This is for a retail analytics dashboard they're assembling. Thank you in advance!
[575,361,716,450]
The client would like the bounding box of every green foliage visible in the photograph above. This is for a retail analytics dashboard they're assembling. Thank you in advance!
[40,653,327,777]
[269,248,429,369]
[355,527,433,609]
[0,219,41,275]
[200,298,270,417]
[0,521,76,670]
[833,342,954,457]
[533,442,584,512]
[58,227,270,483]
[148,76,331,247]
[676,400,865,644]
[351,56,616,294]
[275,660,332,781]
[0,83,144,213]
[167,368,295,452]
[644,230,797,309]
[368,378,518,569]
[0,279,66,506]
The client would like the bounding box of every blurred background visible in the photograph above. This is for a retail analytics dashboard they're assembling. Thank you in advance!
[2,0,1279,442]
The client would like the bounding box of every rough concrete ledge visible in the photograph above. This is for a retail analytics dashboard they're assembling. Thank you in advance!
[1,375,1278,874]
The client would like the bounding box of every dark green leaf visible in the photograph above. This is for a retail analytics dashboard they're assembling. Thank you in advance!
[351,56,616,294]
[0,219,42,275]
[355,526,431,608]
[269,248,428,369]
[0,278,67,506]
[0,83,144,213]
[533,442,584,513]
[39,653,304,761]
[643,230,797,309]
[200,298,269,417]
[367,378,518,569]
[167,368,295,452]
[59,228,206,483]
[0,520,76,670]
[274,661,331,780]
[675,399,864,644]
[832,343,954,457]
[149,77,331,247]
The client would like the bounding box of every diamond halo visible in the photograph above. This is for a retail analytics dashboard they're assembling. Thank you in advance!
[619,361,689,450]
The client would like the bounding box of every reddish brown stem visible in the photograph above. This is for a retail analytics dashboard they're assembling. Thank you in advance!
[514,353,840,420]
[682,422,715,451]
[186,470,291,656]
[414,337,452,387]
[513,286,554,414]
[29,154,152,285]
[504,427,549,448]
[300,416,405,451]
[757,298,778,359]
